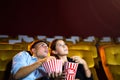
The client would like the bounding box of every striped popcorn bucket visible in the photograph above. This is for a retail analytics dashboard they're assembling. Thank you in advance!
[42,59,63,73]
[64,62,78,80]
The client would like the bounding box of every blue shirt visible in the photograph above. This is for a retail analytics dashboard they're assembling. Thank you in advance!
[11,51,47,80]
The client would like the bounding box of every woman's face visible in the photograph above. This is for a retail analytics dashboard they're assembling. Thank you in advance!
[55,40,68,56]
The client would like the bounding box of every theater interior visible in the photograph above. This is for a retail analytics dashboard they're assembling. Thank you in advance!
[0,0,120,80]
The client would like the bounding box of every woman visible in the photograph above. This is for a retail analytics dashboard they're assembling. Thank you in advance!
[50,39,93,80]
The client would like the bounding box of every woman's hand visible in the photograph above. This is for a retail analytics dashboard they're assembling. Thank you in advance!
[71,56,87,65]
[71,56,91,78]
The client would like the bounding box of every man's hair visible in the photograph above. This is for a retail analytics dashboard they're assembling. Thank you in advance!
[28,40,49,51]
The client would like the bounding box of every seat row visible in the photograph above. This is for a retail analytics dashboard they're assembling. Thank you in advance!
[0,35,120,80]
[0,35,120,45]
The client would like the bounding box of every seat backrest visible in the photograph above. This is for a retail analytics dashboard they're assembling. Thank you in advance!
[68,50,94,68]
[98,45,114,80]
[104,45,120,80]
[69,44,98,58]
[2,51,32,80]
[99,45,120,80]
[104,45,120,65]
[3,60,12,80]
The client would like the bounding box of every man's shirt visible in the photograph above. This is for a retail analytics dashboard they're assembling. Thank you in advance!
[11,51,47,80]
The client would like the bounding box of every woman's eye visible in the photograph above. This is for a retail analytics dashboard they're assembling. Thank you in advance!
[59,44,62,46]
[58,44,66,47]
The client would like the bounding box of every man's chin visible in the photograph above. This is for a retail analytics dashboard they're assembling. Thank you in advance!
[40,55,47,59]
[44,53,49,57]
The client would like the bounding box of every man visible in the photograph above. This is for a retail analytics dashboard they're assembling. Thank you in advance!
[11,40,56,80]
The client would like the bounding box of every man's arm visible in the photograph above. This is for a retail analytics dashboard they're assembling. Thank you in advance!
[13,59,45,79]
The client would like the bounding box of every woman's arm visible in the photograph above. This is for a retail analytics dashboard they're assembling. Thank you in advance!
[71,56,92,78]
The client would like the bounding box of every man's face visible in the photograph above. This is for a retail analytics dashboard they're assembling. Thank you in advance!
[33,42,49,58]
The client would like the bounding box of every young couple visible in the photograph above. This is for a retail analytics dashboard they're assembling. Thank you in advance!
[11,39,93,80]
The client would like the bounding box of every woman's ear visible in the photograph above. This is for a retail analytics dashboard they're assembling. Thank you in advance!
[52,50,57,54]
[51,50,59,59]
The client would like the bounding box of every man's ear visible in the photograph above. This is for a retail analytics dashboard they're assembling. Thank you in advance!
[31,48,35,53]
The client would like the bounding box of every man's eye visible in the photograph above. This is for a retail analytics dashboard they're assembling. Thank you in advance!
[40,44,44,47]
[65,43,67,46]
[40,44,46,47]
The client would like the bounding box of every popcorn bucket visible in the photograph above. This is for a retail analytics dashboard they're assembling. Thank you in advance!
[42,59,63,73]
[64,62,78,80]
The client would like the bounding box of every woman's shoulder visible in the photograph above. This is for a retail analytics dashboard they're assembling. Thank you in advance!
[67,57,74,62]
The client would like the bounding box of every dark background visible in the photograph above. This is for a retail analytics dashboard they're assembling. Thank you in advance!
[1,0,120,38]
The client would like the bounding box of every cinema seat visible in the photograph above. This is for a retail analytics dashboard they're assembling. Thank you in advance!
[68,44,99,80]
[68,50,94,68]
[0,71,5,80]
[0,50,22,70]
[68,50,99,80]
[0,60,10,71]
[104,45,120,80]
[0,50,22,61]
[0,50,22,80]
[99,45,120,80]
[98,37,114,46]
[99,45,113,80]
[0,43,22,50]
[68,44,98,58]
